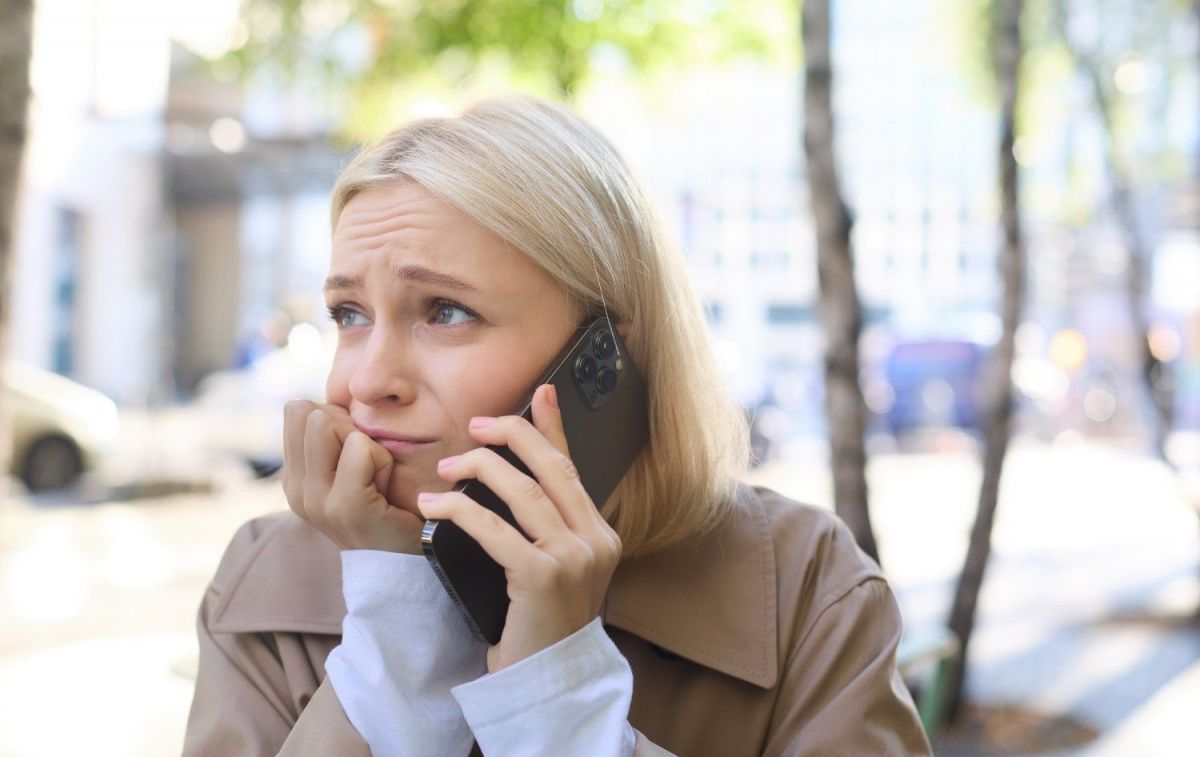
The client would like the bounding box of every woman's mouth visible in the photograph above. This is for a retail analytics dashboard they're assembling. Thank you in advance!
[375,438,435,455]
[355,424,437,456]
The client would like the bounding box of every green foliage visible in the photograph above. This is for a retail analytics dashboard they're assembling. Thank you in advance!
[222,0,792,136]
[943,0,1193,225]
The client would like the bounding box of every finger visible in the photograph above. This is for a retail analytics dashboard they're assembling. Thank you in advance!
[438,448,568,542]
[331,431,395,512]
[317,402,358,445]
[283,399,318,512]
[468,415,593,532]
[418,491,552,573]
[302,410,339,519]
[531,384,570,458]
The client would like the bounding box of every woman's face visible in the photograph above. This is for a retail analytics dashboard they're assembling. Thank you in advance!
[324,181,581,517]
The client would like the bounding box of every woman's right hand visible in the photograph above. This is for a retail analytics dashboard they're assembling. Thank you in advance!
[281,398,426,554]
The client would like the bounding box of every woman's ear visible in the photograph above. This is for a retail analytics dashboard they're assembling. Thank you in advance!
[616,322,631,341]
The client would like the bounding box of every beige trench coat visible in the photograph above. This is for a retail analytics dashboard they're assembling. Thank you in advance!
[182,483,931,756]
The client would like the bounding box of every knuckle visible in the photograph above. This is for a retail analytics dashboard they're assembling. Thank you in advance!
[502,414,532,431]
[469,447,503,468]
[555,453,580,482]
[478,507,507,533]
[432,492,463,514]
[284,398,312,418]
[517,475,547,502]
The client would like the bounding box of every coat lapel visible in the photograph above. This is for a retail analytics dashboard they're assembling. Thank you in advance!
[604,483,779,689]
[208,512,346,636]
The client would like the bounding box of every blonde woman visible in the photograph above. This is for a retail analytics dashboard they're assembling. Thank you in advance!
[182,96,931,756]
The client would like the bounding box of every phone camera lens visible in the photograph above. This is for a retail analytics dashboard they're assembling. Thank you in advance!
[596,366,618,394]
[593,331,616,360]
[574,354,597,383]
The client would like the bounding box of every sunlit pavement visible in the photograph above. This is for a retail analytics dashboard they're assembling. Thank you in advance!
[0,477,285,757]
[0,438,1196,756]
[748,436,1200,756]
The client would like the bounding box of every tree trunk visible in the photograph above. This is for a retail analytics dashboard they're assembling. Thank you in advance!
[1056,0,1172,459]
[944,0,1025,723]
[801,0,880,564]
[0,0,36,488]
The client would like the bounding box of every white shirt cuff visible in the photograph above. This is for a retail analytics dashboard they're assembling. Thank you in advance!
[451,616,636,757]
[325,549,488,757]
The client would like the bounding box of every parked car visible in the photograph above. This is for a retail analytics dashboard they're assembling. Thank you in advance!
[192,323,333,477]
[883,339,987,435]
[3,360,120,491]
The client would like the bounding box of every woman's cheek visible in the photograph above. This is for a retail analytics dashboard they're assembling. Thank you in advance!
[325,363,351,406]
[385,460,440,517]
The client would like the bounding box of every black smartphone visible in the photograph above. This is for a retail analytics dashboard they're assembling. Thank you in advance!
[420,315,650,644]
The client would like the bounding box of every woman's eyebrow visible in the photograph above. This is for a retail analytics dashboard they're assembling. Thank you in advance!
[323,264,482,294]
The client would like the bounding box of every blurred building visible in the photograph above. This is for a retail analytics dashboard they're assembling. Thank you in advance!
[7,0,1196,434]
[585,0,1003,422]
[9,0,171,405]
[8,0,343,402]
[164,46,342,393]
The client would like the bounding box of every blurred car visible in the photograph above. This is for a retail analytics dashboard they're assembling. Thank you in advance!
[192,323,333,477]
[882,339,987,435]
[3,360,119,491]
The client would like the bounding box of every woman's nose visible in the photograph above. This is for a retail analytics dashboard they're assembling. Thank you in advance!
[347,328,418,406]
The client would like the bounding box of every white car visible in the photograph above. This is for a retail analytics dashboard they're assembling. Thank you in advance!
[3,360,120,491]
[192,323,334,476]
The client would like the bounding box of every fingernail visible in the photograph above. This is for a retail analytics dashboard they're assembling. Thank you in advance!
[418,492,439,504]
[437,455,460,469]
[545,384,558,409]
[469,416,495,429]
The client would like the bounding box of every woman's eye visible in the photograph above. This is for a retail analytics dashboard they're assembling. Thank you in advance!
[430,299,478,326]
[326,304,365,328]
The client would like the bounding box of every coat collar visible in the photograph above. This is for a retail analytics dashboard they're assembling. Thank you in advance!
[209,483,779,689]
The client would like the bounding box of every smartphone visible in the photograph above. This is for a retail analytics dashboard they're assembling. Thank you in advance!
[420,315,650,644]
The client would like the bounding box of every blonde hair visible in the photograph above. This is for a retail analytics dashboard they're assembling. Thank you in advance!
[331,96,750,557]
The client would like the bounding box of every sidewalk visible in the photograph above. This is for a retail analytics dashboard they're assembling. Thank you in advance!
[1083,656,1200,756]
[747,437,1200,755]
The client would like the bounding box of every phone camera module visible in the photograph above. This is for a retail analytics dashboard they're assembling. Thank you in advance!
[574,354,598,383]
[593,331,616,360]
[596,366,618,394]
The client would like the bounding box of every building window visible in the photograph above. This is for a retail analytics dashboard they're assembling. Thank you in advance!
[766,303,813,324]
[52,207,82,376]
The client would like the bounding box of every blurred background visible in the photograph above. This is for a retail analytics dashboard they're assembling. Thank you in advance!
[0,0,1196,754]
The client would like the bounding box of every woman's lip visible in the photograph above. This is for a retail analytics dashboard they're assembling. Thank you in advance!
[356,424,435,445]
[375,438,435,455]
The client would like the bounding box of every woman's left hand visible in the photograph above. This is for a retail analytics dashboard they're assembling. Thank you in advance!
[416,383,623,674]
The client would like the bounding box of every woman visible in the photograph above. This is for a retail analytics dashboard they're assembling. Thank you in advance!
[182,96,931,756]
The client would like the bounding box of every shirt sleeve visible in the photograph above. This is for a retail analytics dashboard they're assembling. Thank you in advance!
[451,616,637,757]
[324,549,489,757]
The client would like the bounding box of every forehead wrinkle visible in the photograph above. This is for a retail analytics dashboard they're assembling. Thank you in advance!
[335,214,439,247]
[335,190,445,241]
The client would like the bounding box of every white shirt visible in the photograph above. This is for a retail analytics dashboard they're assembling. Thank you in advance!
[325,550,637,757]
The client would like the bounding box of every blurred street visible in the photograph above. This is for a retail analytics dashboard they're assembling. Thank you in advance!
[1,0,1196,754]
[1,437,1196,756]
